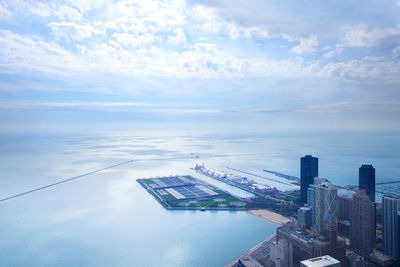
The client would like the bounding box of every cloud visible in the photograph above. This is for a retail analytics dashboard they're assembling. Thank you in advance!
[340,25,400,48]
[48,21,101,41]
[112,32,155,47]
[290,35,319,54]
[0,4,11,20]
[0,30,86,74]
[322,50,334,58]
[55,5,82,21]
[310,101,400,111]
[0,0,399,84]
[318,57,400,83]
[167,28,187,45]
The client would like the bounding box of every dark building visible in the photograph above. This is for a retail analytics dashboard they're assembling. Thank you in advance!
[301,155,318,203]
[338,195,351,222]
[359,164,375,202]
[350,190,375,258]
[338,195,351,237]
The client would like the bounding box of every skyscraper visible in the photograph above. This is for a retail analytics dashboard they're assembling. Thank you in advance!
[308,185,317,226]
[382,194,400,259]
[315,182,338,234]
[301,155,318,203]
[359,165,375,202]
[350,190,375,257]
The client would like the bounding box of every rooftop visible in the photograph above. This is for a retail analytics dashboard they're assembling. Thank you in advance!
[300,255,340,267]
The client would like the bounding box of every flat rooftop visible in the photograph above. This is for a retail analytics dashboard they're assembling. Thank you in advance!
[163,185,218,200]
[300,255,340,267]
[147,176,194,189]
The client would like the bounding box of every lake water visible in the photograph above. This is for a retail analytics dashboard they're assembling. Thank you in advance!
[0,131,398,266]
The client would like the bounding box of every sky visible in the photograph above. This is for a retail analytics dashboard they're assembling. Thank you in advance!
[0,0,400,134]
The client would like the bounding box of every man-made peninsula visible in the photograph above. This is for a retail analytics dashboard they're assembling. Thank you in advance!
[137,175,249,210]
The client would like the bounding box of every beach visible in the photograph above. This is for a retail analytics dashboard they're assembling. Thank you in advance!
[248,209,291,225]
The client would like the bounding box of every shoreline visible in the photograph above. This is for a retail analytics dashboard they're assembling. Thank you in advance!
[248,209,291,225]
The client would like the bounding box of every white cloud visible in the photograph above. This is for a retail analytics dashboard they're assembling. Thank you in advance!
[322,50,335,58]
[0,30,86,74]
[0,0,399,84]
[318,57,400,82]
[112,32,155,47]
[65,0,108,13]
[27,2,52,17]
[0,4,11,20]
[48,22,101,41]
[55,5,82,21]
[290,35,319,54]
[340,25,400,48]
[393,46,400,56]
[306,101,400,113]
[167,28,187,45]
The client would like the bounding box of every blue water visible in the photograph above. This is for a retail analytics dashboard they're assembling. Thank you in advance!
[0,131,398,266]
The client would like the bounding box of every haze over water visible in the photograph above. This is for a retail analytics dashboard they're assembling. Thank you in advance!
[0,131,399,266]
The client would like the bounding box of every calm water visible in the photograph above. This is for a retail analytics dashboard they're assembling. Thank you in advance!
[0,131,398,266]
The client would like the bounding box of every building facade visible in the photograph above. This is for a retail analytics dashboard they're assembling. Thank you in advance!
[315,182,338,235]
[298,206,312,230]
[350,190,375,257]
[359,165,375,203]
[382,194,400,259]
[308,185,317,227]
[301,155,318,203]
[276,222,345,267]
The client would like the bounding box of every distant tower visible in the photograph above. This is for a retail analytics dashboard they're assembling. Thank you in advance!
[359,165,375,202]
[382,194,400,259]
[350,190,375,257]
[301,155,318,203]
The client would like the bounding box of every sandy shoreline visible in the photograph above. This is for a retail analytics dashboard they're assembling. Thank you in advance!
[248,209,291,225]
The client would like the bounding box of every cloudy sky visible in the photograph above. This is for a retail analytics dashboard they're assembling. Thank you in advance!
[0,0,400,133]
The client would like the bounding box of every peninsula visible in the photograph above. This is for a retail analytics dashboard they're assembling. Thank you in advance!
[137,175,250,210]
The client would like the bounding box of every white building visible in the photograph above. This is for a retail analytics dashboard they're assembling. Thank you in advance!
[300,255,340,267]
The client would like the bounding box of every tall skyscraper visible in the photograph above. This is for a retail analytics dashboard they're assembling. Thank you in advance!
[350,190,375,257]
[315,182,338,234]
[359,164,375,202]
[308,185,317,226]
[382,194,400,259]
[301,155,318,203]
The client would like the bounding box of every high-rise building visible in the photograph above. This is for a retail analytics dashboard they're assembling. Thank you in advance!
[276,221,345,267]
[270,239,289,267]
[359,165,375,202]
[308,185,317,227]
[321,219,346,264]
[315,182,338,234]
[338,195,351,222]
[382,194,400,259]
[300,255,341,267]
[350,190,375,257]
[301,155,318,203]
[298,206,312,230]
[337,195,351,237]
